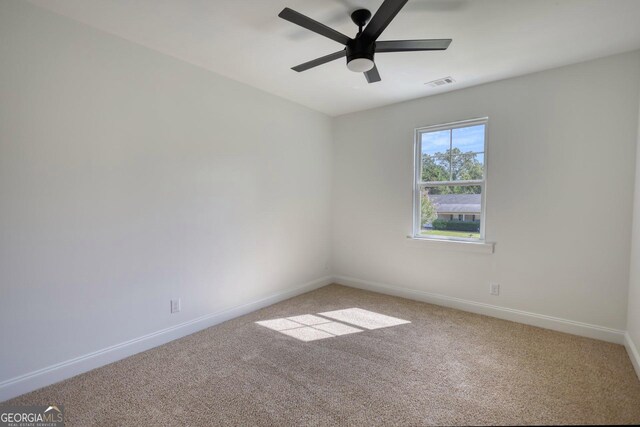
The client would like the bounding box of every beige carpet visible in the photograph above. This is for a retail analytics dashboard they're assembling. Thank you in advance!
[6,284,640,425]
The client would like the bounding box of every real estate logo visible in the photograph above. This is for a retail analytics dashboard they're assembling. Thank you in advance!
[0,405,64,427]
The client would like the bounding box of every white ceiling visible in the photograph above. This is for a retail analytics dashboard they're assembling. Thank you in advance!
[27,0,640,116]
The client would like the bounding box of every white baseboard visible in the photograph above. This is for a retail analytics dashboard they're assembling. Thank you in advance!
[334,275,626,345]
[0,276,332,402]
[625,332,640,380]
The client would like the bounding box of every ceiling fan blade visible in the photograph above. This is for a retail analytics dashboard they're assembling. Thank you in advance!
[279,8,351,45]
[376,39,452,52]
[292,50,346,72]
[362,0,409,41]
[364,65,381,83]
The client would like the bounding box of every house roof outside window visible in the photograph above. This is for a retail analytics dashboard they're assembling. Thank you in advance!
[429,194,481,214]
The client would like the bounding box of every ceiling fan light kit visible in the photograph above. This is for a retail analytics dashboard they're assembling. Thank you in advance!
[347,58,375,73]
[278,0,452,84]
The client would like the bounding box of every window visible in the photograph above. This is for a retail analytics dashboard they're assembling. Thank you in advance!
[413,118,487,241]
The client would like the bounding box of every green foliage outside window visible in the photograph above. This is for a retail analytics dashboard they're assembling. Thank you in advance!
[420,190,437,226]
[421,148,483,195]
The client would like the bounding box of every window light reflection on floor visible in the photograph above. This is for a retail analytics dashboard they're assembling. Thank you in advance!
[318,308,411,330]
[255,308,410,342]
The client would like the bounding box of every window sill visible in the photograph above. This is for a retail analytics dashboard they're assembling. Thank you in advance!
[406,235,495,254]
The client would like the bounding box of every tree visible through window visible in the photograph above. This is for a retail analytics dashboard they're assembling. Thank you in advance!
[414,119,487,241]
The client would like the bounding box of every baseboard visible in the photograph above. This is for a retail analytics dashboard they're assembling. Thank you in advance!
[333,275,626,345]
[0,276,332,402]
[625,332,640,380]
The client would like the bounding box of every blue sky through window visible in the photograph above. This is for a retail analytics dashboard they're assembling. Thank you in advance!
[421,124,485,157]
[453,125,485,153]
[421,129,450,155]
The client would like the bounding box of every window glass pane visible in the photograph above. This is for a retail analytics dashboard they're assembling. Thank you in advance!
[421,129,451,182]
[451,124,485,179]
[419,185,482,239]
[421,125,486,182]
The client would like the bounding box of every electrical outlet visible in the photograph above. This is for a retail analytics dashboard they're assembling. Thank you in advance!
[490,283,500,296]
[171,298,181,313]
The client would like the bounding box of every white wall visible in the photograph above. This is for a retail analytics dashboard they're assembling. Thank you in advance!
[332,51,640,333]
[0,1,332,386]
[626,80,640,376]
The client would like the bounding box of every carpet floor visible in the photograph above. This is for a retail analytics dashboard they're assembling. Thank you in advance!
[6,284,640,425]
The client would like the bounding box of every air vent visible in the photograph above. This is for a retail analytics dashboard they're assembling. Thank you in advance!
[425,76,455,87]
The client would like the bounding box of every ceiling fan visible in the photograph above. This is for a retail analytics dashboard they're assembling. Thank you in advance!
[278,0,452,83]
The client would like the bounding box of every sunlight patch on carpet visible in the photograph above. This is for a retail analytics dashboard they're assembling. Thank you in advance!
[318,308,411,330]
[256,308,409,341]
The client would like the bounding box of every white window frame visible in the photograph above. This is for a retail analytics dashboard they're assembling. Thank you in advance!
[412,117,489,243]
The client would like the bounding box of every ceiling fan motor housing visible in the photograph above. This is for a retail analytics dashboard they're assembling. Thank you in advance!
[346,38,375,71]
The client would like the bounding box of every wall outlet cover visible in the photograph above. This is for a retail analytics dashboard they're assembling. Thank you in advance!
[490,283,500,296]
[171,298,181,313]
